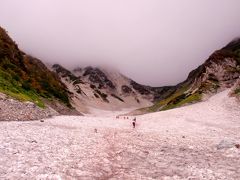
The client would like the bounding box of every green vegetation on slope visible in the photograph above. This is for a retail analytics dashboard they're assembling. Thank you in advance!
[0,68,45,107]
[161,92,202,111]
[148,86,188,112]
[147,85,202,112]
[235,88,240,95]
[233,81,240,96]
[0,27,71,107]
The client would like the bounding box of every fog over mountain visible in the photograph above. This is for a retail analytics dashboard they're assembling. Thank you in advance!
[1,0,240,86]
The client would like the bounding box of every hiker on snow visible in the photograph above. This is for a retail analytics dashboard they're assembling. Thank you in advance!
[132,117,136,128]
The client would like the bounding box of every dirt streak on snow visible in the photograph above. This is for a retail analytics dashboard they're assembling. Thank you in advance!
[0,90,240,179]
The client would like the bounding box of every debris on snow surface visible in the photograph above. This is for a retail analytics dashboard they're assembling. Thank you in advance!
[0,90,239,179]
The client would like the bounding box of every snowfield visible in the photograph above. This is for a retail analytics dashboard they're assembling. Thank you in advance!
[0,90,240,179]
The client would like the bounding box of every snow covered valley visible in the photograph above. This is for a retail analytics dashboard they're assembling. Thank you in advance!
[0,90,240,179]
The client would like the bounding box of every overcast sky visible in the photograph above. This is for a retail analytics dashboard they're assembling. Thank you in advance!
[1,0,240,86]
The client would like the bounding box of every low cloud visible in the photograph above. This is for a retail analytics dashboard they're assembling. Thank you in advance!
[1,0,240,86]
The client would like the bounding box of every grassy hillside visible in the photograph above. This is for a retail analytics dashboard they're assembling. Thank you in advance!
[235,87,240,95]
[149,85,196,111]
[0,27,70,107]
[233,80,240,96]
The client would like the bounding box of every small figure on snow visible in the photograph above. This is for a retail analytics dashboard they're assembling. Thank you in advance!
[132,117,136,128]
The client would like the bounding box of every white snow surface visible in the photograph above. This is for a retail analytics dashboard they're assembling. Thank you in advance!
[0,90,240,179]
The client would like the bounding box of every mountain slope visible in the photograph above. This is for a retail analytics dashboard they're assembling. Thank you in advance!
[0,26,73,110]
[142,39,240,113]
[53,37,240,115]
[1,25,239,117]
[52,65,175,113]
